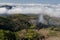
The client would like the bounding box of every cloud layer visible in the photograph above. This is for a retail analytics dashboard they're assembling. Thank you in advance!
[0,3,60,17]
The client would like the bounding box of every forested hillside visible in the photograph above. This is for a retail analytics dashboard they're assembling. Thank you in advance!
[0,14,38,40]
[0,14,60,40]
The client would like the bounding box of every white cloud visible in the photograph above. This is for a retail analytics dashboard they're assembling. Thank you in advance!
[7,4,60,17]
[0,7,7,14]
[0,3,60,17]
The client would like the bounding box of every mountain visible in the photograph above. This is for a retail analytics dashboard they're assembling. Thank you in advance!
[0,5,16,10]
[0,5,59,29]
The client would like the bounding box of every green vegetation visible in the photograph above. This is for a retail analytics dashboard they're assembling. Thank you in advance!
[0,14,60,40]
[0,29,16,40]
[0,14,38,40]
[23,29,38,40]
[15,29,45,40]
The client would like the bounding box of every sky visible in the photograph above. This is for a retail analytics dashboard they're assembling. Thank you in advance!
[0,0,60,4]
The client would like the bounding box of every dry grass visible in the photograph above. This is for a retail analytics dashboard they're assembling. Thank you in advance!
[37,28,60,40]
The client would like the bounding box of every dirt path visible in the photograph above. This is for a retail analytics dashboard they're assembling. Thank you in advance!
[46,37,60,40]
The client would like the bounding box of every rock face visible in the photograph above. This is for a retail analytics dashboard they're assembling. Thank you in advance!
[37,14,60,29]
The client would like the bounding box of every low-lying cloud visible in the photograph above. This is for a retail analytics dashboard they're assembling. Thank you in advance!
[0,7,7,14]
[0,3,60,17]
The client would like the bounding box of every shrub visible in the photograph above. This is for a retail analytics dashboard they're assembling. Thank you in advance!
[23,29,38,40]
[0,29,4,40]
[30,25,36,29]
[15,29,46,40]
[53,28,60,31]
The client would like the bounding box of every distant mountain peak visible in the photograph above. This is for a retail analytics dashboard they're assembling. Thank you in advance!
[0,5,16,10]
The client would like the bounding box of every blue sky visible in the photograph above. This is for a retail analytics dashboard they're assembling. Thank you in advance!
[0,0,60,4]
